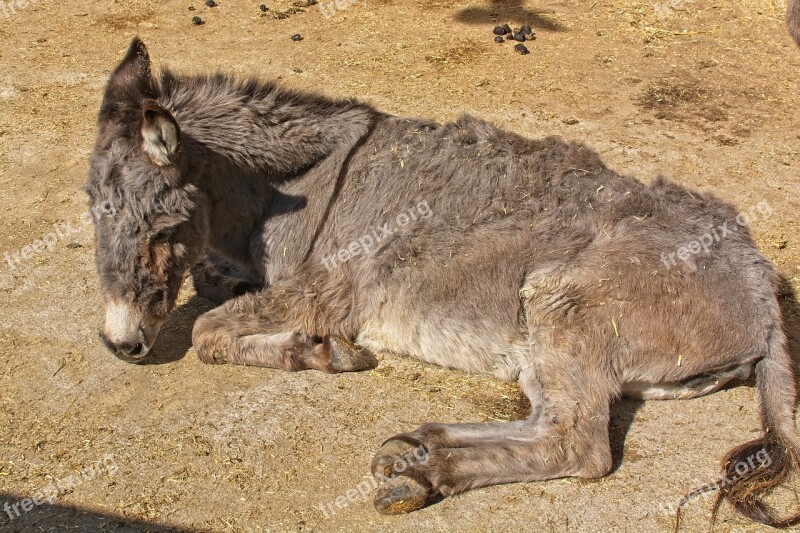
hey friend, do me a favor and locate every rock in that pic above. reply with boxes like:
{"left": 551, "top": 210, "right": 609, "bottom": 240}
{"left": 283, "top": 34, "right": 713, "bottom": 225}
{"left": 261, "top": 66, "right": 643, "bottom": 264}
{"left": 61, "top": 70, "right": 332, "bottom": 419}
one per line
{"left": 291, "top": 33, "right": 303, "bottom": 41}
{"left": 514, "top": 43, "right": 530, "bottom": 55}
{"left": 259, "top": 4, "right": 268, "bottom": 11}
{"left": 191, "top": 15, "right": 204, "bottom": 24}
{"left": 494, "top": 35, "right": 504, "bottom": 43}
{"left": 205, "top": 0, "right": 216, "bottom": 6}
{"left": 493, "top": 25, "right": 506, "bottom": 35}
{"left": 513, "top": 33, "right": 526, "bottom": 42}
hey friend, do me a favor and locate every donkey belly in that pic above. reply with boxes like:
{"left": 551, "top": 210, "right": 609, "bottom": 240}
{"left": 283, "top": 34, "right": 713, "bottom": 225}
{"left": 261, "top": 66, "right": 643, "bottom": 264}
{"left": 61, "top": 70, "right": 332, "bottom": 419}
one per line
{"left": 357, "top": 314, "right": 529, "bottom": 381}
{"left": 355, "top": 246, "right": 532, "bottom": 381}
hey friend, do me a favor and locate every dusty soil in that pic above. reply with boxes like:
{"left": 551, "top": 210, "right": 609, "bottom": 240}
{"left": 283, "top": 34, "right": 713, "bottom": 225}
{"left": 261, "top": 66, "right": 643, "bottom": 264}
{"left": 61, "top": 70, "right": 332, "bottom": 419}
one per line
{"left": 1, "top": 0, "right": 799, "bottom": 531}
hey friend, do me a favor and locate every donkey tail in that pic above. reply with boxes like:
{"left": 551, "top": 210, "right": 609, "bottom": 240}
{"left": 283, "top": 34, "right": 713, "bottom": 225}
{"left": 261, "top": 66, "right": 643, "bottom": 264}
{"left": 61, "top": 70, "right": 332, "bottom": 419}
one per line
{"left": 713, "top": 326, "right": 800, "bottom": 527}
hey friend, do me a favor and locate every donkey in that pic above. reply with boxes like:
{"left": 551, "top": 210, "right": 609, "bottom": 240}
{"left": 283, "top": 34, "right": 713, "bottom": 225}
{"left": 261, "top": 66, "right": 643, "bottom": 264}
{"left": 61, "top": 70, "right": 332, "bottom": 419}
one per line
{"left": 84, "top": 38, "right": 800, "bottom": 526}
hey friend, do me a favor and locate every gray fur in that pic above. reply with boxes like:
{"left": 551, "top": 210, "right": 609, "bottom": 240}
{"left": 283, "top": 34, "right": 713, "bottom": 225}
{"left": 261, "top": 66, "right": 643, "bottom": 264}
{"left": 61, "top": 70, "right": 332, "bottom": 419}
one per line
{"left": 84, "top": 39, "right": 800, "bottom": 526}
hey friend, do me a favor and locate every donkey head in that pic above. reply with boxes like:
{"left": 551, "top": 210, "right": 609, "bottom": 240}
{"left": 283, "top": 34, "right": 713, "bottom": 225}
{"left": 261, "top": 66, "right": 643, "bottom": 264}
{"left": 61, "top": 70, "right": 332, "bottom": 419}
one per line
{"left": 84, "top": 38, "right": 209, "bottom": 363}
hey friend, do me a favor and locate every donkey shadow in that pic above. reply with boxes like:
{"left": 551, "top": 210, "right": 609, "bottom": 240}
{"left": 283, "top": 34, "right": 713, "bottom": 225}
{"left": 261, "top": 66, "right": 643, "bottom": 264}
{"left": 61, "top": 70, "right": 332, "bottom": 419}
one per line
{"left": 143, "top": 189, "right": 309, "bottom": 365}
{"left": 453, "top": 0, "right": 568, "bottom": 32}
{"left": 143, "top": 294, "right": 215, "bottom": 365}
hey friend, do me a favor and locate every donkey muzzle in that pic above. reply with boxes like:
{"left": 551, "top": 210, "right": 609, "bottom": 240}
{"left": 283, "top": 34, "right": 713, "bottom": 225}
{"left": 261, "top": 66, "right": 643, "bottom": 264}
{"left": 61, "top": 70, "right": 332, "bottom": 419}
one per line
{"left": 100, "top": 301, "right": 161, "bottom": 363}
{"left": 99, "top": 331, "right": 150, "bottom": 363}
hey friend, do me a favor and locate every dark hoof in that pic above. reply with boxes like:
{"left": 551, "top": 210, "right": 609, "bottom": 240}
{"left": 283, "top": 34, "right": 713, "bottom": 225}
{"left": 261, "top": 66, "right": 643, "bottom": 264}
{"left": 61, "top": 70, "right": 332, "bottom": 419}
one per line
{"left": 327, "top": 335, "right": 378, "bottom": 372}
{"left": 371, "top": 438, "right": 422, "bottom": 479}
{"left": 374, "top": 475, "right": 430, "bottom": 515}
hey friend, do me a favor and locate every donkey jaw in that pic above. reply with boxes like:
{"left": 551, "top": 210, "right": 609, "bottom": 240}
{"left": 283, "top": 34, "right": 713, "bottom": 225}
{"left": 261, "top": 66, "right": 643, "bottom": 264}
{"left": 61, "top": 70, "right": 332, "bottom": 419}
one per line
{"left": 100, "top": 301, "right": 163, "bottom": 363}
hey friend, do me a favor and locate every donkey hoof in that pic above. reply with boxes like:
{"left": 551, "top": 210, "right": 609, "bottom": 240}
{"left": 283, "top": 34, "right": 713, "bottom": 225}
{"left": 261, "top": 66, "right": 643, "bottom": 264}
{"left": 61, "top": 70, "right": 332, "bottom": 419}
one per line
{"left": 326, "top": 335, "right": 378, "bottom": 372}
{"left": 374, "top": 475, "right": 430, "bottom": 515}
{"left": 371, "top": 438, "right": 422, "bottom": 479}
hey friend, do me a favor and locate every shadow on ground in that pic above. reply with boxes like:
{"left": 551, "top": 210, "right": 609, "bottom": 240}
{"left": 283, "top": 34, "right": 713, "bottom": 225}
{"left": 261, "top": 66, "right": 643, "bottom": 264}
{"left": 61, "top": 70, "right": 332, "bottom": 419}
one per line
{"left": 454, "top": 0, "right": 568, "bottom": 31}
{"left": 142, "top": 294, "right": 217, "bottom": 365}
{"left": 609, "top": 398, "right": 643, "bottom": 472}
{"left": 0, "top": 493, "right": 191, "bottom": 533}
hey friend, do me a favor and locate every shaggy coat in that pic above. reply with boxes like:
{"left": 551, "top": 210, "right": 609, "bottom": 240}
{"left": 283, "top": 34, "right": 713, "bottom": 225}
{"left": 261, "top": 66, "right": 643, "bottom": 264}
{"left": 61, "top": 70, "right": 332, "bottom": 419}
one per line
{"left": 84, "top": 38, "right": 800, "bottom": 526}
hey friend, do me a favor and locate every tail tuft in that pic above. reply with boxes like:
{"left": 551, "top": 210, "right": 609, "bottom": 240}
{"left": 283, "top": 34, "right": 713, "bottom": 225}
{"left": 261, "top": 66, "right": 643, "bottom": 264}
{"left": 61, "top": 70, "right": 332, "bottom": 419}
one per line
{"left": 713, "top": 435, "right": 800, "bottom": 527}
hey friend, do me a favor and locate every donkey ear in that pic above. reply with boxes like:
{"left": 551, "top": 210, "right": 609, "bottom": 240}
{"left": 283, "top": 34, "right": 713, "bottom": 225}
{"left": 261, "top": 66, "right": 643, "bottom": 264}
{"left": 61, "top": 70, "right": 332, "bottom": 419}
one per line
{"left": 101, "top": 38, "right": 157, "bottom": 118}
{"left": 141, "top": 100, "right": 181, "bottom": 167}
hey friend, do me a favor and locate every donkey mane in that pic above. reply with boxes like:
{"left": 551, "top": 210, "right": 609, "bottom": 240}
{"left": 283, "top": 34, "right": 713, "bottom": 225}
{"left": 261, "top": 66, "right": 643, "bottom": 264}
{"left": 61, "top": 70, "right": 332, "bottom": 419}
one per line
{"left": 156, "top": 68, "right": 378, "bottom": 176}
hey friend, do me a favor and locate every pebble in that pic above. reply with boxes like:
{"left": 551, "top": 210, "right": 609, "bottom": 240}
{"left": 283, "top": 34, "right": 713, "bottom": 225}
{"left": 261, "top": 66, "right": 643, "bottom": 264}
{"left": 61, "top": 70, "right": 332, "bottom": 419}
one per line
{"left": 494, "top": 35, "right": 504, "bottom": 43}
{"left": 493, "top": 25, "right": 506, "bottom": 35}
{"left": 513, "top": 33, "right": 526, "bottom": 42}
{"left": 519, "top": 24, "right": 533, "bottom": 36}
{"left": 205, "top": 0, "right": 216, "bottom": 6}
{"left": 259, "top": 4, "right": 268, "bottom": 11}
{"left": 191, "top": 15, "right": 204, "bottom": 24}
{"left": 514, "top": 43, "right": 530, "bottom": 55}
{"left": 501, "top": 23, "right": 512, "bottom": 35}
{"left": 188, "top": 5, "right": 195, "bottom": 10}
{"left": 291, "top": 33, "right": 303, "bottom": 41}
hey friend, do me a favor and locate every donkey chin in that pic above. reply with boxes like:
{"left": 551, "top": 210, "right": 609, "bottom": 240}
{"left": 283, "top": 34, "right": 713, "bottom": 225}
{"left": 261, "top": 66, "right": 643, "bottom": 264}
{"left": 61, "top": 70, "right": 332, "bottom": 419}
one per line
{"left": 98, "top": 301, "right": 164, "bottom": 363}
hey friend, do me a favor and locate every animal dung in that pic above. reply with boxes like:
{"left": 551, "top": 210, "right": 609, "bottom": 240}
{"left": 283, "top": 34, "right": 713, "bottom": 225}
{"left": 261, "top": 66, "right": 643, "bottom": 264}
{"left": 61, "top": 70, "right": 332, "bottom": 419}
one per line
{"left": 492, "top": 23, "right": 535, "bottom": 55}
{"left": 514, "top": 43, "right": 530, "bottom": 55}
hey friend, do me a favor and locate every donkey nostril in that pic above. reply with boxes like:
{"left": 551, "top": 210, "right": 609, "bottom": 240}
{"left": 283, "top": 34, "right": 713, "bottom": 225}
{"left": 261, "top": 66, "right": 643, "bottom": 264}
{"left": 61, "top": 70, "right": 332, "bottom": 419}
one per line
{"left": 114, "top": 341, "right": 144, "bottom": 357}
{"left": 128, "top": 343, "right": 143, "bottom": 356}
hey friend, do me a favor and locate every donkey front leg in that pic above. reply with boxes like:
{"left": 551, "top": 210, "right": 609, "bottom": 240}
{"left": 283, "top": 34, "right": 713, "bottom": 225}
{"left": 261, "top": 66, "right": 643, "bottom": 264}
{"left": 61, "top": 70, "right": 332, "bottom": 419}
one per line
{"left": 371, "top": 349, "right": 616, "bottom": 514}
{"left": 191, "top": 290, "right": 377, "bottom": 373}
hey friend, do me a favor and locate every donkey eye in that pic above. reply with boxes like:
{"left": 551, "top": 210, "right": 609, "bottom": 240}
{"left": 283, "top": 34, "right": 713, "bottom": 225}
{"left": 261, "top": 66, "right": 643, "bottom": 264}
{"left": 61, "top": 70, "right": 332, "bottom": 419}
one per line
{"left": 151, "top": 229, "right": 173, "bottom": 244}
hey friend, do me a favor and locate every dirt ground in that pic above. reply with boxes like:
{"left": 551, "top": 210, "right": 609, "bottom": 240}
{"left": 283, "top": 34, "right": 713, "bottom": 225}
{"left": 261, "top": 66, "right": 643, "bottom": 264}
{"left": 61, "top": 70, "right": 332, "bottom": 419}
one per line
{"left": 0, "top": 0, "right": 799, "bottom": 531}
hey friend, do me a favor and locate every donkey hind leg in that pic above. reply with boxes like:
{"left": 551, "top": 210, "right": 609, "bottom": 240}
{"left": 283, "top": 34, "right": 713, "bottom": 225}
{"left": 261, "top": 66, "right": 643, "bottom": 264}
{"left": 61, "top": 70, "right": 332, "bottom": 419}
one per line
{"left": 622, "top": 363, "right": 752, "bottom": 400}
{"left": 190, "top": 251, "right": 263, "bottom": 305}
{"left": 370, "top": 343, "right": 616, "bottom": 515}
{"left": 191, "top": 290, "right": 377, "bottom": 373}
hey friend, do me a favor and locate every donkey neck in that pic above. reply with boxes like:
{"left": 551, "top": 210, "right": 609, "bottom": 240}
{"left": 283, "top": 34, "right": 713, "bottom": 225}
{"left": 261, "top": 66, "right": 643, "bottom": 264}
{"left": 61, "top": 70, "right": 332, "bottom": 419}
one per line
{"left": 160, "top": 71, "right": 376, "bottom": 274}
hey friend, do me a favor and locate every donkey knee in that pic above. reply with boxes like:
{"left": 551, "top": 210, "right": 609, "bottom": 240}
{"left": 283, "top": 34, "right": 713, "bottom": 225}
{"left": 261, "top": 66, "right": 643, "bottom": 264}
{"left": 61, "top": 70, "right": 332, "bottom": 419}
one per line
{"left": 572, "top": 443, "right": 613, "bottom": 479}
{"left": 191, "top": 310, "right": 229, "bottom": 364}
